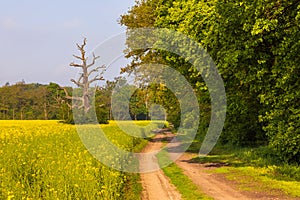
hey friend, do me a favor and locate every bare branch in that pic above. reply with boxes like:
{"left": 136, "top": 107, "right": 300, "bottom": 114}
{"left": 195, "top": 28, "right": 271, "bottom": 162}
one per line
{"left": 72, "top": 54, "right": 84, "bottom": 61}
{"left": 78, "top": 104, "right": 85, "bottom": 110}
{"left": 72, "top": 96, "right": 84, "bottom": 101}
{"left": 87, "top": 53, "right": 100, "bottom": 68}
{"left": 78, "top": 74, "right": 84, "bottom": 83}
{"left": 87, "top": 67, "right": 100, "bottom": 77}
{"left": 76, "top": 38, "right": 87, "bottom": 61}
{"left": 88, "top": 65, "right": 106, "bottom": 78}
{"left": 67, "top": 38, "right": 106, "bottom": 114}
{"left": 82, "top": 38, "right": 87, "bottom": 48}
{"left": 70, "top": 62, "right": 84, "bottom": 68}
{"left": 87, "top": 90, "right": 95, "bottom": 96}
{"left": 61, "top": 87, "right": 82, "bottom": 101}
{"left": 78, "top": 102, "right": 91, "bottom": 112}
{"left": 76, "top": 38, "right": 87, "bottom": 50}
{"left": 66, "top": 102, "right": 72, "bottom": 109}
{"left": 99, "top": 66, "right": 107, "bottom": 76}
{"left": 88, "top": 75, "right": 105, "bottom": 84}
{"left": 61, "top": 87, "right": 73, "bottom": 100}
{"left": 87, "top": 87, "right": 98, "bottom": 96}
{"left": 71, "top": 79, "right": 84, "bottom": 87}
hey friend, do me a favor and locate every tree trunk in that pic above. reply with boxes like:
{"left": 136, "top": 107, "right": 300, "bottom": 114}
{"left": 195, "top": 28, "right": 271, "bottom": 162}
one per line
{"left": 43, "top": 103, "right": 48, "bottom": 120}
{"left": 65, "top": 38, "right": 105, "bottom": 116}
{"left": 20, "top": 108, "right": 24, "bottom": 120}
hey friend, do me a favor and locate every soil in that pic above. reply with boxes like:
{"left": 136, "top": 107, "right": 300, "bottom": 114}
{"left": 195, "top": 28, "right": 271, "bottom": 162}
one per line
{"left": 175, "top": 153, "right": 248, "bottom": 200}
{"left": 175, "top": 153, "right": 300, "bottom": 200}
{"left": 139, "top": 133, "right": 299, "bottom": 200}
{"left": 139, "top": 134, "right": 181, "bottom": 200}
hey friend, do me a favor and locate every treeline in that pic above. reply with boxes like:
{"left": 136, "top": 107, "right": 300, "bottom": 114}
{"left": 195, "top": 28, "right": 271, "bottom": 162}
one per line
{"left": 0, "top": 82, "right": 111, "bottom": 122}
{"left": 120, "top": 0, "right": 300, "bottom": 163}
{"left": 0, "top": 79, "right": 176, "bottom": 124}
{"left": 0, "top": 82, "right": 70, "bottom": 120}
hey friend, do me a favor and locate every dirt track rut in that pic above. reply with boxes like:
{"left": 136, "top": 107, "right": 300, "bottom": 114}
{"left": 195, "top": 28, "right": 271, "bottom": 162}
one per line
{"left": 139, "top": 134, "right": 181, "bottom": 200}
{"left": 139, "top": 133, "right": 297, "bottom": 200}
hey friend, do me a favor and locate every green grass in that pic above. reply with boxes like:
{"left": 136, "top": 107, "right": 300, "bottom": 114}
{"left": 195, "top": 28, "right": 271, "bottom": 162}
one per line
{"left": 157, "top": 150, "right": 212, "bottom": 200}
{"left": 162, "top": 163, "right": 213, "bottom": 200}
{"left": 0, "top": 120, "right": 160, "bottom": 199}
{"left": 190, "top": 145, "right": 300, "bottom": 198}
{"left": 213, "top": 166, "right": 300, "bottom": 197}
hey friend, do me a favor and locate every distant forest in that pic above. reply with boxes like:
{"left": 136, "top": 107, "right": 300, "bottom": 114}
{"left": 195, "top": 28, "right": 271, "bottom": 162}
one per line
{"left": 0, "top": 80, "right": 118, "bottom": 122}
{"left": 0, "top": 82, "right": 80, "bottom": 121}
{"left": 0, "top": 79, "right": 178, "bottom": 124}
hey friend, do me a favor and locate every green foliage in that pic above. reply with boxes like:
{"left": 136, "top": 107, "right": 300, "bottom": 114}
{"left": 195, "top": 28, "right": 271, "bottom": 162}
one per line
{"left": 129, "top": 89, "right": 148, "bottom": 120}
{"left": 121, "top": 0, "right": 300, "bottom": 163}
{"left": 146, "top": 83, "right": 181, "bottom": 127}
{"left": 199, "top": 145, "right": 300, "bottom": 182}
{"left": 273, "top": 164, "right": 300, "bottom": 182}
{"left": 0, "top": 81, "right": 113, "bottom": 124}
{"left": 0, "top": 82, "right": 70, "bottom": 120}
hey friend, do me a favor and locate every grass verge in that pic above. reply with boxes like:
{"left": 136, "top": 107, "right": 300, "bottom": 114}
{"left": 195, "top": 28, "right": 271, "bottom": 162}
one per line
{"left": 212, "top": 166, "right": 300, "bottom": 197}
{"left": 162, "top": 163, "right": 213, "bottom": 200}
{"left": 124, "top": 138, "right": 149, "bottom": 200}
{"left": 190, "top": 145, "right": 300, "bottom": 198}
{"left": 157, "top": 150, "right": 212, "bottom": 200}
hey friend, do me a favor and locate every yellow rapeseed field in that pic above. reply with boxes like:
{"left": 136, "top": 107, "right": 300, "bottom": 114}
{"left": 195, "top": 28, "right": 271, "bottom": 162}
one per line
{"left": 0, "top": 120, "right": 159, "bottom": 199}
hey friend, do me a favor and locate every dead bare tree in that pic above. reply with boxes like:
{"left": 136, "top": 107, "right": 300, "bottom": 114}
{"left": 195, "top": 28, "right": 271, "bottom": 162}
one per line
{"left": 63, "top": 38, "right": 106, "bottom": 113}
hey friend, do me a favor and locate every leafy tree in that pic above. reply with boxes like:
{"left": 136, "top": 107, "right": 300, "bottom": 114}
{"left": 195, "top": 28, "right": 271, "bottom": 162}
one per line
{"left": 0, "top": 83, "right": 64, "bottom": 120}
{"left": 121, "top": 0, "right": 300, "bottom": 163}
{"left": 129, "top": 88, "right": 148, "bottom": 120}
{"left": 94, "top": 86, "right": 110, "bottom": 124}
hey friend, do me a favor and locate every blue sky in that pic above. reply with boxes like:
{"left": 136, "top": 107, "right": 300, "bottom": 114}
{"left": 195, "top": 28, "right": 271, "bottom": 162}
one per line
{"left": 0, "top": 0, "right": 135, "bottom": 86}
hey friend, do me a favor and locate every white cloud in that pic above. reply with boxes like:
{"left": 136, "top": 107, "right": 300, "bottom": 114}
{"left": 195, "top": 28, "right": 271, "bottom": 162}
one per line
{"left": 0, "top": 17, "right": 17, "bottom": 30}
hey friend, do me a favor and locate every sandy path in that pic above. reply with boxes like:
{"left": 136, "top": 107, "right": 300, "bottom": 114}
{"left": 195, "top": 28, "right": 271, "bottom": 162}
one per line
{"left": 139, "top": 133, "right": 297, "bottom": 200}
{"left": 175, "top": 153, "right": 299, "bottom": 200}
{"left": 139, "top": 134, "right": 181, "bottom": 200}
{"left": 175, "top": 153, "right": 249, "bottom": 200}
{"left": 139, "top": 133, "right": 247, "bottom": 200}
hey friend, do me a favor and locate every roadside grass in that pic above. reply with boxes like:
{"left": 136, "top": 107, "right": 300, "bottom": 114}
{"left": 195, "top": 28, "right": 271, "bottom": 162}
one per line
{"left": 124, "top": 170, "right": 143, "bottom": 200}
{"left": 124, "top": 121, "right": 159, "bottom": 200}
{"left": 213, "top": 166, "right": 300, "bottom": 197}
{"left": 162, "top": 163, "right": 213, "bottom": 200}
{"left": 121, "top": 120, "right": 165, "bottom": 200}
{"left": 157, "top": 150, "right": 212, "bottom": 200}
{"left": 188, "top": 143, "right": 300, "bottom": 197}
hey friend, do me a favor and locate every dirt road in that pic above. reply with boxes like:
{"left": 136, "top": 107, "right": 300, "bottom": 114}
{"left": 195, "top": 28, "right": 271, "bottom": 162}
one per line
{"left": 139, "top": 133, "right": 298, "bottom": 200}
{"left": 139, "top": 134, "right": 181, "bottom": 200}
{"left": 176, "top": 153, "right": 300, "bottom": 200}
{"left": 139, "top": 133, "right": 247, "bottom": 200}
{"left": 175, "top": 153, "right": 249, "bottom": 200}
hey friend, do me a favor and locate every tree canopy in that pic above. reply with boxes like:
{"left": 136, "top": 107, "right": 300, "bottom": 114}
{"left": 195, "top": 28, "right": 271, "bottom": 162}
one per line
{"left": 120, "top": 0, "right": 300, "bottom": 163}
